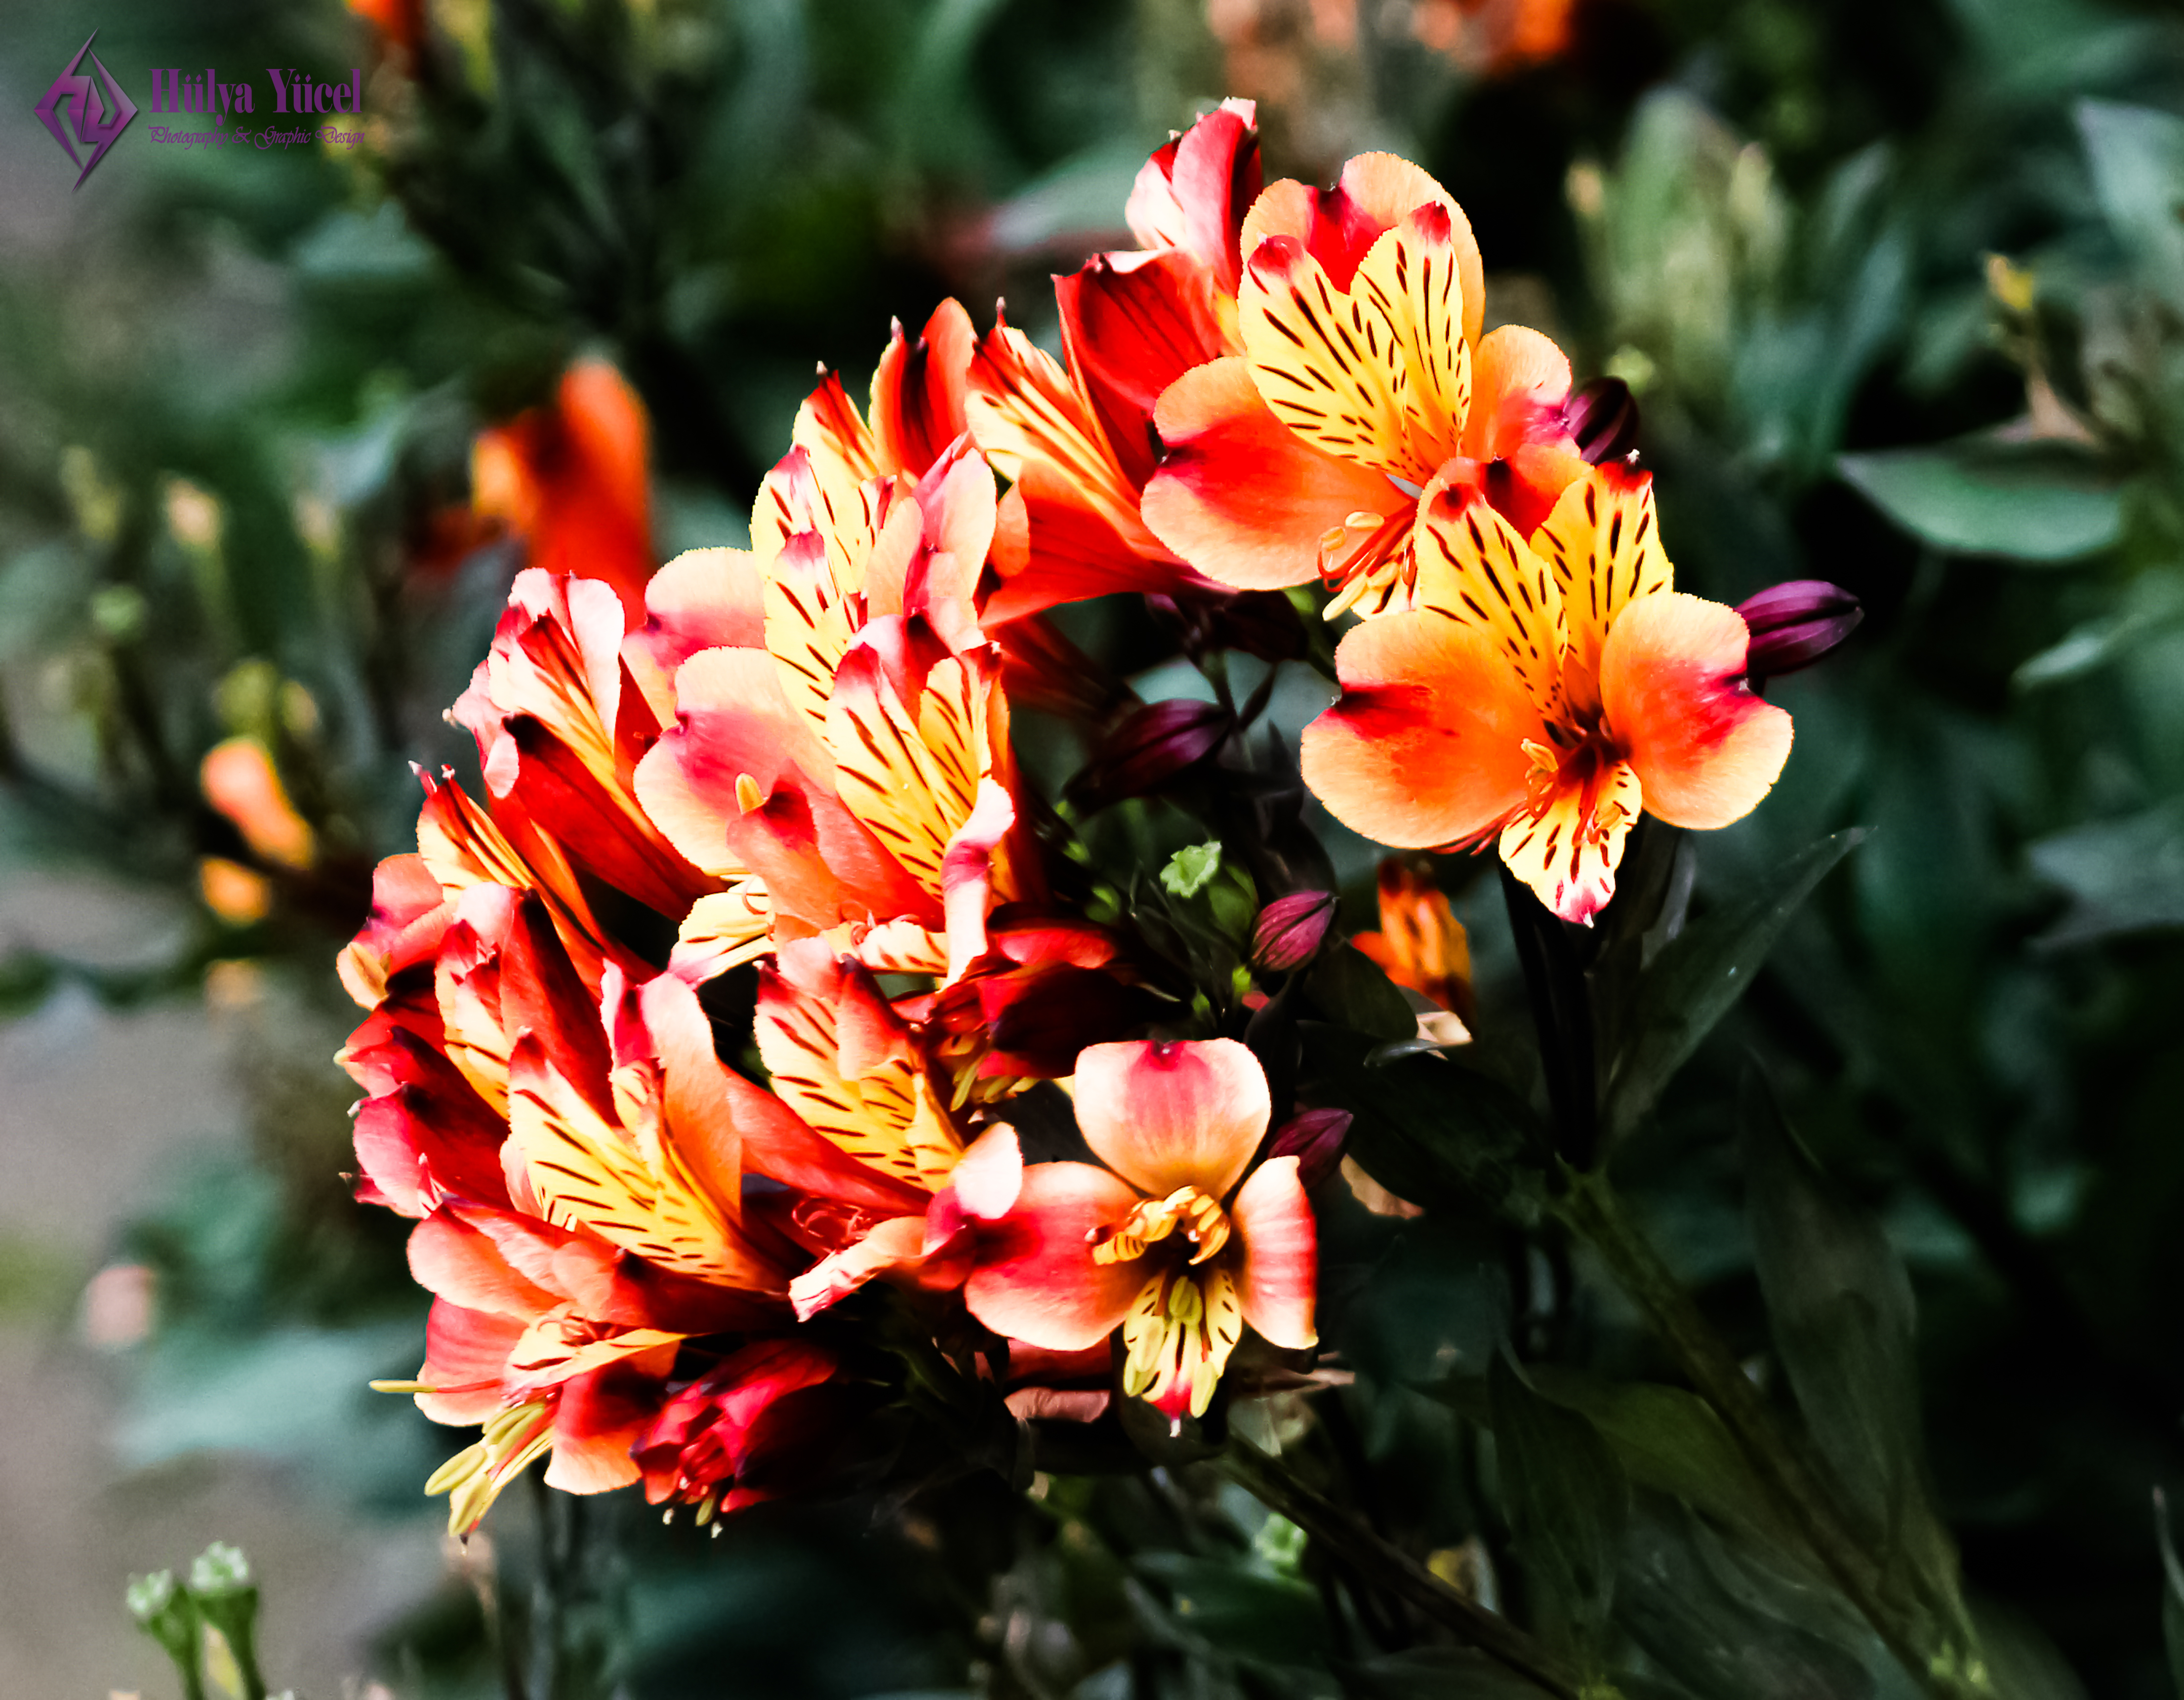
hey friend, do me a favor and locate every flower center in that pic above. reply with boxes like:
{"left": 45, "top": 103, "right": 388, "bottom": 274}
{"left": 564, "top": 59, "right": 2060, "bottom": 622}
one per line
{"left": 1090, "top": 1184, "right": 1232, "bottom": 1267}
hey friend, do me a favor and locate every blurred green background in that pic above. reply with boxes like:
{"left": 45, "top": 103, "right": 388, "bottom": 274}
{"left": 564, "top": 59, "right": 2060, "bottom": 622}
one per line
{"left": 5, "top": 0, "right": 2184, "bottom": 1694}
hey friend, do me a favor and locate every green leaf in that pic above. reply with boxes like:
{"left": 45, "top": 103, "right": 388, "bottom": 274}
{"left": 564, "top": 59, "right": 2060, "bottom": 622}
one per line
{"left": 2155, "top": 1491, "right": 2184, "bottom": 1699}
{"left": 2026, "top": 801, "right": 2184, "bottom": 945}
{"left": 1299, "top": 1025, "right": 1547, "bottom": 1216}
{"left": 2077, "top": 101, "right": 2184, "bottom": 315}
{"left": 1604, "top": 831, "right": 1864, "bottom": 1141}
{"left": 1740, "top": 1075, "right": 1965, "bottom": 1631}
{"left": 1161, "top": 839, "right": 1223, "bottom": 898}
{"left": 1490, "top": 1353, "right": 1629, "bottom": 1661}
{"left": 1837, "top": 445, "right": 2123, "bottom": 562}
{"left": 1523, "top": 1368, "right": 1809, "bottom": 1563}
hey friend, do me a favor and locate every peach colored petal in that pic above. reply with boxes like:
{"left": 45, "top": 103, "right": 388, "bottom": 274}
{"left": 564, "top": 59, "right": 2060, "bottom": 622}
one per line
{"left": 1073, "top": 1038, "right": 1270, "bottom": 1201}
{"left": 1458, "top": 324, "right": 1573, "bottom": 462}
{"left": 1143, "top": 357, "right": 1398, "bottom": 591}
{"left": 1231, "top": 1156, "right": 1317, "bottom": 1349}
{"left": 1602, "top": 592, "right": 1793, "bottom": 831}
{"left": 965, "top": 1162, "right": 1146, "bottom": 1351}
{"left": 788, "top": 1214, "right": 930, "bottom": 1320}
{"left": 626, "top": 548, "right": 766, "bottom": 721}
{"left": 1300, "top": 611, "right": 1541, "bottom": 848}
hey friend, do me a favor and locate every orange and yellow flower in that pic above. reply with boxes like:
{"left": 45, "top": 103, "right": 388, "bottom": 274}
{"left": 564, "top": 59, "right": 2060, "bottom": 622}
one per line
{"left": 1141, "top": 153, "right": 1587, "bottom": 617}
{"left": 1301, "top": 462, "right": 1793, "bottom": 923}
{"left": 966, "top": 1040, "right": 1316, "bottom": 1425}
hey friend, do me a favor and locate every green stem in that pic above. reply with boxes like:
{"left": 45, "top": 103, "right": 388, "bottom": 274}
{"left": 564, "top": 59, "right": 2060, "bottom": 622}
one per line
{"left": 1222, "top": 1435, "right": 1595, "bottom": 1700}
{"left": 1557, "top": 1170, "right": 1988, "bottom": 1700}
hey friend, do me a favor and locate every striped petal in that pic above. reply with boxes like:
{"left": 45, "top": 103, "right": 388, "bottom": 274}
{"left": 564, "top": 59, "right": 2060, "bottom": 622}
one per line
{"left": 1242, "top": 235, "right": 1417, "bottom": 481}
{"left": 1122, "top": 1267, "right": 1243, "bottom": 1421}
{"left": 1411, "top": 477, "right": 1569, "bottom": 720}
{"left": 1601, "top": 591, "right": 1794, "bottom": 831}
{"left": 1533, "top": 462, "right": 1673, "bottom": 695}
{"left": 824, "top": 643, "right": 986, "bottom": 897}
{"left": 1497, "top": 754, "right": 1642, "bottom": 925}
{"left": 1349, "top": 204, "right": 1473, "bottom": 467}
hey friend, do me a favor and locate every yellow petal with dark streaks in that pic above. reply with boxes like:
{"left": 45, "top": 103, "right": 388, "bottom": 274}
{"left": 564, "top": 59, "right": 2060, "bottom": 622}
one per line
{"left": 1348, "top": 207, "right": 1473, "bottom": 469}
{"left": 754, "top": 973, "right": 929, "bottom": 1188}
{"left": 1533, "top": 462, "right": 1674, "bottom": 691}
{"left": 824, "top": 649, "right": 983, "bottom": 897}
{"left": 1497, "top": 757, "right": 1641, "bottom": 927}
{"left": 1242, "top": 239, "right": 1418, "bottom": 483}
{"left": 1412, "top": 479, "right": 1569, "bottom": 720}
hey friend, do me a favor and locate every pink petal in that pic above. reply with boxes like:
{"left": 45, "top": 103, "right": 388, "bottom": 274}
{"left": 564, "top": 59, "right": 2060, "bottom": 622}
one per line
{"left": 965, "top": 1162, "right": 1145, "bottom": 1351}
{"left": 1231, "top": 1157, "right": 1318, "bottom": 1350}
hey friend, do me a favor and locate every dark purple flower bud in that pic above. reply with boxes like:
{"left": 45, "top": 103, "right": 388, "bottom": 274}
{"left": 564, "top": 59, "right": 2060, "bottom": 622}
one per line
{"left": 1266, "top": 1108, "right": 1351, "bottom": 1189}
{"left": 1250, "top": 890, "right": 1337, "bottom": 973}
{"left": 1069, "top": 697, "right": 1233, "bottom": 811}
{"left": 1563, "top": 377, "right": 1640, "bottom": 464}
{"left": 1737, "top": 580, "right": 1863, "bottom": 682}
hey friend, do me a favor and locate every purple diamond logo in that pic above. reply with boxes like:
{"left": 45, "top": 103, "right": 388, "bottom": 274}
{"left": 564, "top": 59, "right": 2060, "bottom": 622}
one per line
{"left": 35, "top": 32, "right": 137, "bottom": 190}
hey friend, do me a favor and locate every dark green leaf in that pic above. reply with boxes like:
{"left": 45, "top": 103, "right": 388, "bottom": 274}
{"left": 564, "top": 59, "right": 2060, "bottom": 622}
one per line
{"left": 1490, "top": 1353, "right": 1629, "bottom": 1660}
{"left": 1837, "top": 445, "right": 2123, "bottom": 562}
{"left": 1619, "top": 1498, "right": 1877, "bottom": 1700}
{"left": 1131, "top": 1554, "right": 1331, "bottom": 1666}
{"left": 1303, "top": 942, "right": 1417, "bottom": 1043}
{"left": 2027, "top": 802, "right": 2184, "bottom": 945}
{"left": 1740, "top": 1075, "right": 1964, "bottom": 1625}
{"left": 1299, "top": 1025, "right": 1547, "bottom": 1216}
{"left": 1524, "top": 1367, "right": 1809, "bottom": 1562}
{"left": 1342, "top": 1647, "right": 1556, "bottom": 1698}
{"left": 1604, "top": 831, "right": 1863, "bottom": 1140}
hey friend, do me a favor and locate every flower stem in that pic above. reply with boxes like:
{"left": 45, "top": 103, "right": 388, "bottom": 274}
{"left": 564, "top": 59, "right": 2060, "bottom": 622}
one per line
{"left": 1221, "top": 1434, "right": 1595, "bottom": 1700}
{"left": 1556, "top": 1170, "right": 1989, "bottom": 1700}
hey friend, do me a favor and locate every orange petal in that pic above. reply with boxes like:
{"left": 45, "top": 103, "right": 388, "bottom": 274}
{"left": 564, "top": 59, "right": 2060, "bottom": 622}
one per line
{"left": 1411, "top": 478, "right": 1569, "bottom": 720}
{"left": 1497, "top": 755, "right": 1641, "bottom": 925}
{"left": 415, "top": 1300, "right": 528, "bottom": 1425}
{"left": 1072, "top": 1038, "right": 1269, "bottom": 1201}
{"left": 871, "top": 299, "right": 974, "bottom": 478}
{"left": 1458, "top": 324, "right": 1573, "bottom": 463}
{"left": 1300, "top": 610, "right": 1541, "bottom": 848}
{"left": 1142, "top": 357, "right": 1397, "bottom": 591}
{"left": 1533, "top": 462, "right": 1672, "bottom": 690}
{"left": 1058, "top": 250, "right": 1229, "bottom": 487}
{"left": 964, "top": 1161, "right": 1147, "bottom": 1351}
{"left": 1231, "top": 1156, "right": 1317, "bottom": 1349}
{"left": 1601, "top": 592, "right": 1793, "bottom": 830}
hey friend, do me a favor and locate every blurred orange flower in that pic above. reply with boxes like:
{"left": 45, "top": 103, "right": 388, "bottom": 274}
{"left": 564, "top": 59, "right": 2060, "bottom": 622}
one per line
{"left": 1353, "top": 859, "right": 1473, "bottom": 1022}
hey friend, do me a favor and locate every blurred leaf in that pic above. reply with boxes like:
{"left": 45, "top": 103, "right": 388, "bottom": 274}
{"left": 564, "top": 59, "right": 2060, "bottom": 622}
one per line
{"left": 1740, "top": 1075, "right": 1963, "bottom": 1628}
{"left": 1343, "top": 1646, "right": 1555, "bottom": 1697}
{"left": 1303, "top": 942, "right": 1417, "bottom": 1044}
{"left": 1489, "top": 1353, "right": 1628, "bottom": 1660}
{"left": 1300, "top": 1025, "right": 1546, "bottom": 1216}
{"left": 1524, "top": 1367, "right": 1808, "bottom": 1562}
{"left": 1837, "top": 444, "right": 2123, "bottom": 562}
{"left": 1604, "top": 831, "right": 1864, "bottom": 1140}
{"left": 2155, "top": 1492, "right": 2184, "bottom": 1700}
{"left": 1132, "top": 1553, "right": 1331, "bottom": 1666}
{"left": 2014, "top": 574, "right": 2184, "bottom": 689}
{"left": 2077, "top": 102, "right": 2184, "bottom": 314}
{"left": 2027, "top": 802, "right": 2184, "bottom": 944}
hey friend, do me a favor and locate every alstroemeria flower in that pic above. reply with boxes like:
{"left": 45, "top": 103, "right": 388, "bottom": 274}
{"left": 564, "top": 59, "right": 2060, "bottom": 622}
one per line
{"left": 1353, "top": 859, "right": 1473, "bottom": 1025}
{"left": 965, "top": 1040, "right": 1317, "bottom": 1426}
{"left": 634, "top": 440, "right": 1045, "bottom": 984}
{"left": 633, "top": 1339, "right": 868, "bottom": 1518}
{"left": 1141, "top": 153, "right": 1587, "bottom": 617}
{"left": 1301, "top": 463, "right": 1794, "bottom": 923}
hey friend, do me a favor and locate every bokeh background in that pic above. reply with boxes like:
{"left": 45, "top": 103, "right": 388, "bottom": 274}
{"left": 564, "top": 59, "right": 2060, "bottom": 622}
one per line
{"left": 4, "top": 0, "right": 2184, "bottom": 1694}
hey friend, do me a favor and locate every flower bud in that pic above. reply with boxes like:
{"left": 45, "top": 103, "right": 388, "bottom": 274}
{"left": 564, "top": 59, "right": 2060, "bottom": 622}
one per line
{"left": 1737, "top": 580, "right": 1863, "bottom": 682}
{"left": 1251, "top": 890, "right": 1337, "bottom": 973}
{"left": 1266, "top": 1108, "right": 1351, "bottom": 1190}
{"left": 1070, "top": 698, "right": 1232, "bottom": 811}
{"left": 1563, "top": 377, "right": 1640, "bottom": 464}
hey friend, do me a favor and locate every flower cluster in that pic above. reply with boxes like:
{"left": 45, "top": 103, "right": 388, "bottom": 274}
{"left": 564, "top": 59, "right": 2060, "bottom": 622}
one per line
{"left": 344, "top": 101, "right": 1838, "bottom": 1532}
